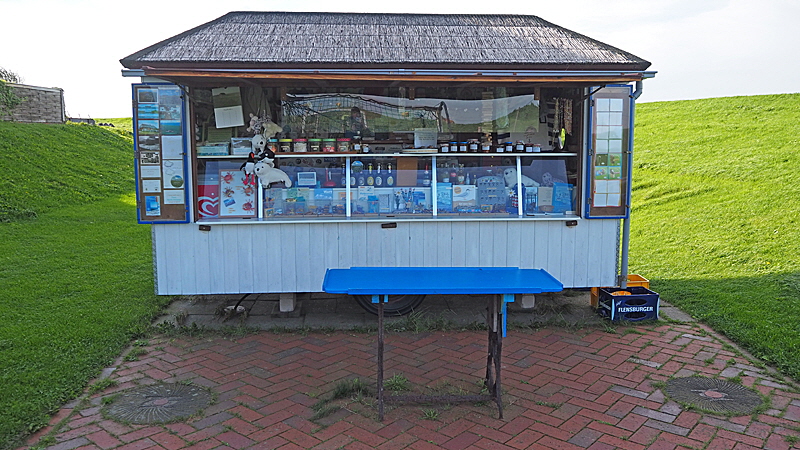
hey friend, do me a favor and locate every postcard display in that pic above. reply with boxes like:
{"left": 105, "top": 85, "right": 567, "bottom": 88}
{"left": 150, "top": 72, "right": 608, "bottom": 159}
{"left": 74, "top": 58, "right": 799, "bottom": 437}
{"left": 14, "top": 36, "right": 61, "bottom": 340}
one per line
{"left": 586, "top": 85, "right": 633, "bottom": 219}
{"left": 133, "top": 84, "right": 190, "bottom": 223}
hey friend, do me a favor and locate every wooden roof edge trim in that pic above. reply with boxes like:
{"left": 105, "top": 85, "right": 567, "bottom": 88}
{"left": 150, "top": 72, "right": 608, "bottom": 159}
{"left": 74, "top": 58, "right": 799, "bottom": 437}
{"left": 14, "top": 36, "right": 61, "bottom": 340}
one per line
{"left": 140, "top": 68, "right": 647, "bottom": 83}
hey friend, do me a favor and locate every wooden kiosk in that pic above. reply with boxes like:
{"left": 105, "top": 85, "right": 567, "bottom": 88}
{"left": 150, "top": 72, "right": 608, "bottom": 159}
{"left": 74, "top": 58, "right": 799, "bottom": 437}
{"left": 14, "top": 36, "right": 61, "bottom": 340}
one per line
{"left": 120, "top": 12, "right": 654, "bottom": 315}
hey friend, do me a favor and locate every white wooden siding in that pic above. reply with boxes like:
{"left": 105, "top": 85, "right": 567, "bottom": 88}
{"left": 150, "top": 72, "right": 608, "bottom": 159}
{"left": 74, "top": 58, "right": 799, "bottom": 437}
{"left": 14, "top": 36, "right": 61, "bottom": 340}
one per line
{"left": 152, "top": 219, "right": 620, "bottom": 295}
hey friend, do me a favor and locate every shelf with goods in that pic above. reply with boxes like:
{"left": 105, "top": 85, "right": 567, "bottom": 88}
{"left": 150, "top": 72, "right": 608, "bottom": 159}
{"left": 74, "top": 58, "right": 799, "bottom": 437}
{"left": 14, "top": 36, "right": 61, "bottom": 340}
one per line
{"left": 198, "top": 152, "right": 579, "bottom": 222}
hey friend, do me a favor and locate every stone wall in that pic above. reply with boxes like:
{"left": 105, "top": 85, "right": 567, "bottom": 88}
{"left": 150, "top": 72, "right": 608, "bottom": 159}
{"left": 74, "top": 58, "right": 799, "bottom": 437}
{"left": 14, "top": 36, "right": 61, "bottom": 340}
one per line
{"left": 1, "top": 83, "right": 66, "bottom": 123}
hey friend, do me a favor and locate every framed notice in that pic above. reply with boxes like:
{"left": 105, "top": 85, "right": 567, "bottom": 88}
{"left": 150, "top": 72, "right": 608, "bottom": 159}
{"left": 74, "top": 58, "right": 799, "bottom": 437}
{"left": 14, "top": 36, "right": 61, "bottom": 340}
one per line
{"left": 132, "top": 83, "right": 189, "bottom": 224}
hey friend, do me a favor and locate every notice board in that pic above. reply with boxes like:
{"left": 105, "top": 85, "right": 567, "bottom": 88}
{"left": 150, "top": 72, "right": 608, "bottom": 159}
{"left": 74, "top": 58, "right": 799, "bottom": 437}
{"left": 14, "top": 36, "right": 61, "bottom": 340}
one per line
{"left": 132, "top": 83, "right": 190, "bottom": 223}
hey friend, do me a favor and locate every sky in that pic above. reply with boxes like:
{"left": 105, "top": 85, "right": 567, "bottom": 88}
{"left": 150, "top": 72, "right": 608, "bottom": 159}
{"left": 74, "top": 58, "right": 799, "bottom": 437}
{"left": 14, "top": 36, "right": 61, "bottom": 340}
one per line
{"left": 2, "top": 0, "right": 798, "bottom": 118}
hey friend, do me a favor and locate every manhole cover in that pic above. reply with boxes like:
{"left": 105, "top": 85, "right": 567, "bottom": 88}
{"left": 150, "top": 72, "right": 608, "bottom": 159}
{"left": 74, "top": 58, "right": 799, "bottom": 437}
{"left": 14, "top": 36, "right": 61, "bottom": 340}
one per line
{"left": 104, "top": 383, "right": 212, "bottom": 424}
{"left": 664, "top": 377, "right": 763, "bottom": 415}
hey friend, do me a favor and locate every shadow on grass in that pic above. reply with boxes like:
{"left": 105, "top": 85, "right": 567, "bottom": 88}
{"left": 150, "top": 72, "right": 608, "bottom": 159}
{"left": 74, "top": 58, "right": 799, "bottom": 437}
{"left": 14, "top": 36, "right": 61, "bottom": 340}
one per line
{"left": 647, "top": 273, "right": 800, "bottom": 381}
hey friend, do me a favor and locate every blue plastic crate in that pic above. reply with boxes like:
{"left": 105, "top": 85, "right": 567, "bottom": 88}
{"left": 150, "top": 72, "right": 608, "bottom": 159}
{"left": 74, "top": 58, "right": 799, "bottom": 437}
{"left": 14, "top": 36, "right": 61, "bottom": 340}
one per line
{"left": 598, "top": 286, "right": 659, "bottom": 322}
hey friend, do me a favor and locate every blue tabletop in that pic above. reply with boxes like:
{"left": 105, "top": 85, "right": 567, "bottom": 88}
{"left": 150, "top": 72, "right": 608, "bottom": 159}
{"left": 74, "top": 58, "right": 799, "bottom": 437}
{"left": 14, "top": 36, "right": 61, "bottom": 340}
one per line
{"left": 322, "top": 267, "right": 562, "bottom": 295}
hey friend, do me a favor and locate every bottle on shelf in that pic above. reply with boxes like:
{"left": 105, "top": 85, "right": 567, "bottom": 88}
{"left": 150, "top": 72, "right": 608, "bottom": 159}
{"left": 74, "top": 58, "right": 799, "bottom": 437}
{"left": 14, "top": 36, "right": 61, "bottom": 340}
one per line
{"left": 457, "top": 164, "right": 465, "bottom": 185}
{"left": 449, "top": 165, "right": 457, "bottom": 184}
{"left": 366, "top": 163, "right": 375, "bottom": 186}
{"left": 340, "top": 162, "right": 348, "bottom": 187}
{"left": 386, "top": 164, "right": 395, "bottom": 187}
{"left": 375, "top": 164, "right": 384, "bottom": 187}
{"left": 422, "top": 164, "right": 431, "bottom": 187}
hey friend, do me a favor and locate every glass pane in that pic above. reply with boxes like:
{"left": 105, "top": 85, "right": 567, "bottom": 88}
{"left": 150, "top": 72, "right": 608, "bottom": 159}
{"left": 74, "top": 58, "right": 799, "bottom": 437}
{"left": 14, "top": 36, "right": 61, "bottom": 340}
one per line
{"left": 435, "top": 155, "right": 517, "bottom": 216}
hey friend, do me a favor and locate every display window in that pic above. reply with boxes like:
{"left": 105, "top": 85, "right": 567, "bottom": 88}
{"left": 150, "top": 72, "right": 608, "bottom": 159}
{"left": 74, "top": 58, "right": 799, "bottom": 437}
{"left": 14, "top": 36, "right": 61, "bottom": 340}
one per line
{"left": 187, "top": 83, "right": 586, "bottom": 222}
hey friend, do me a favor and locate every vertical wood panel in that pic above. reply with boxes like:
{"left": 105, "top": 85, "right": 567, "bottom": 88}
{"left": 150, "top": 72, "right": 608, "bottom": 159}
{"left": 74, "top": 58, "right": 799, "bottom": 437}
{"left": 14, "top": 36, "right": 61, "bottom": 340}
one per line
{"left": 238, "top": 226, "right": 256, "bottom": 293}
{"left": 532, "top": 221, "right": 550, "bottom": 271}
{"left": 323, "top": 223, "right": 341, "bottom": 270}
{"left": 506, "top": 221, "right": 522, "bottom": 268}
{"left": 192, "top": 228, "right": 211, "bottom": 294}
{"left": 207, "top": 225, "right": 226, "bottom": 293}
{"left": 350, "top": 222, "right": 367, "bottom": 266}
{"left": 491, "top": 222, "right": 509, "bottom": 266}
{"left": 295, "top": 224, "right": 313, "bottom": 291}
{"left": 449, "top": 222, "right": 466, "bottom": 267}
{"left": 337, "top": 223, "right": 354, "bottom": 268}
{"left": 464, "top": 222, "right": 481, "bottom": 266}
{"left": 566, "top": 224, "right": 587, "bottom": 288}
{"left": 365, "top": 223, "right": 382, "bottom": 267}
{"left": 280, "top": 224, "right": 297, "bottom": 290}
{"left": 408, "top": 223, "right": 424, "bottom": 266}
{"left": 422, "top": 221, "right": 438, "bottom": 266}
{"left": 394, "top": 222, "right": 411, "bottom": 267}
{"left": 546, "top": 221, "right": 564, "bottom": 281}
{"left": 559, "top": 224, "right": 577, "bottom": 287}
{"left": 250, "top": 224, "right": 269, "bottom": 292}
{"left": 518, "top": 221, "right": 535, "bottom": 269}
{"left": 478, "top": 222, "right": 494, "bottom": 267}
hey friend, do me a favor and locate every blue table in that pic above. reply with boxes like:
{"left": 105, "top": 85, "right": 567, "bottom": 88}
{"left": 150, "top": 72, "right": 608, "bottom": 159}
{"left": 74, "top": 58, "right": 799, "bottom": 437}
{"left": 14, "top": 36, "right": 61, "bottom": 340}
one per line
{"left": 323, "top": 267, "right": 563, "bottom": 420}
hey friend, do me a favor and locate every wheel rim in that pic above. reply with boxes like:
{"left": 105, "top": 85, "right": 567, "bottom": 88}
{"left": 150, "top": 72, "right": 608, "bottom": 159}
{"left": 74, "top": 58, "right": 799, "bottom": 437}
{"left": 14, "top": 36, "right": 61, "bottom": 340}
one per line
{"left": 354, "top": 294, "right": 426, "bottom": 316}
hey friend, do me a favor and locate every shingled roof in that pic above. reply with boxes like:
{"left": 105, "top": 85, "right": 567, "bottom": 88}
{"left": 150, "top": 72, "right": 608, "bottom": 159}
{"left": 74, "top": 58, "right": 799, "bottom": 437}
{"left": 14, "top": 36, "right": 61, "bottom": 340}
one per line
{"left": 120, "top": 12, "right": 651, "bottom": 71}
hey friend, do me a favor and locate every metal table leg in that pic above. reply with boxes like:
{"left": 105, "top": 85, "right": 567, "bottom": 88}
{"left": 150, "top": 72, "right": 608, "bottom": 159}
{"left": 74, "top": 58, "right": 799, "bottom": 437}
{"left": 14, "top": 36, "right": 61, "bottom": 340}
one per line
{"left": 376, "top": 294, "right": 385, "bottom": 421}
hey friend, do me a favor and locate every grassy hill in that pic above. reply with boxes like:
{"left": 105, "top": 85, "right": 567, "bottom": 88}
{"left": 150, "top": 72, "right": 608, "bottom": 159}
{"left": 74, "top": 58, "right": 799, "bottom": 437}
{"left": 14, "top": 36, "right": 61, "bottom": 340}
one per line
{"left": 630, "top": 93, "right": 800, "bottom": 378}
{"left": 0, "top": 121, "right": 168, "bottom": 449}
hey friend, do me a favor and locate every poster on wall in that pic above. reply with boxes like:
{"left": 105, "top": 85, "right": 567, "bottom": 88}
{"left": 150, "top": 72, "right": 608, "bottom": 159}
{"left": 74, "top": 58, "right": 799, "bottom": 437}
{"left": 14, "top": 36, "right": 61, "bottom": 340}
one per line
{"left": 132, "top": 83, "right": 189, "bottom": 224}
{"left": 218, "top": 170, "right": 257, "bottom": 218}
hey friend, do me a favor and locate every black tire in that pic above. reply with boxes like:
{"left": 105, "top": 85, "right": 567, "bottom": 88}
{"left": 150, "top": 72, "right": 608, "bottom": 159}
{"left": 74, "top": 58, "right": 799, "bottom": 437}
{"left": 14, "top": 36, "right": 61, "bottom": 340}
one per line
{"left": 353, "top": 294, "right": 426, "bottom": 316}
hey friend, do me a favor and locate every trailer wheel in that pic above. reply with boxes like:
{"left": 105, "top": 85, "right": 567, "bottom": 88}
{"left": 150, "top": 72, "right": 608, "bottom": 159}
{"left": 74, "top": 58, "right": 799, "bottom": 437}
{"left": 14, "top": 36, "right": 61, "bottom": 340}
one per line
{"left": 353, "top": 294, "right": 426, "bottom": 316}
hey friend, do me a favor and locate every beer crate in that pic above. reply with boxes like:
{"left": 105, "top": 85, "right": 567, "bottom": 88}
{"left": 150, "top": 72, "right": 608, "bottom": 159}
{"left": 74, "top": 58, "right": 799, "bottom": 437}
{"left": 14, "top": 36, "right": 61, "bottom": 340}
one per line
{"left": 597, "top": 286, "right": 659, "bottom": 322}
{"left": 591, "top": 274, "right": 649, "bottom": 308}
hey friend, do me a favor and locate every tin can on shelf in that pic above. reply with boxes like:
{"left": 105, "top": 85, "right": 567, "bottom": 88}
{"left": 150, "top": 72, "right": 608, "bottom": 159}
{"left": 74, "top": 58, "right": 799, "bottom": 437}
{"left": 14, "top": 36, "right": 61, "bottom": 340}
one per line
{"left": 309, "top": 138, "right": 322, "bottom": 152}
{"left": 322, "top": 138, "right": 336, "bottom": 153}
{"left": 293, "top": 138, "right": 308, "bottom": 152}
{"left": 337, "top": 138, "right": 351, "bottom": 152}
{"left": 279, "top": 138, "right": 292, "bottom": 152}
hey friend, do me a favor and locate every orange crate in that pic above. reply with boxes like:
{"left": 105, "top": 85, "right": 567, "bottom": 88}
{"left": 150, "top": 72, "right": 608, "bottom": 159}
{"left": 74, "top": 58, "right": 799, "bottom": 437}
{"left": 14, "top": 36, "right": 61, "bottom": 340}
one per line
{"left": 590, "top": 274, "right": 650, "bottom": 308}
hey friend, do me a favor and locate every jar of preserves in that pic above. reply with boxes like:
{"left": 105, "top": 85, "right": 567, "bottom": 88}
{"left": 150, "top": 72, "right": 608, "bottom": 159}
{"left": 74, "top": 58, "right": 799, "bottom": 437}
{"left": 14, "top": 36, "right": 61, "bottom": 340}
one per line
{"left": 279, "top": 138, "right": 292, "bottom": 152}
{"left": 322, "top": 138, "right": 336, "bottom": 153}
{"left": 309, "top": 138, "right": 322, "bottom": 152}
{"left": 267, "top": 139, "right": 279, "bottom": 153}
{"left": 337, "top": 138, "right": 351, "bottom": 152}
{"left": 293, "top": 138, "right": 308, "bottom": 153}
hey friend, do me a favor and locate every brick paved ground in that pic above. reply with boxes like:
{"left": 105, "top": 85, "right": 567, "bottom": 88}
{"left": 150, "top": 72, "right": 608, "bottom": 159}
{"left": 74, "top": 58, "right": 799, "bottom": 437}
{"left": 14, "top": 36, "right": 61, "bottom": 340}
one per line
{"left": 21, "top": 321, "right": 800, "bottom": 450}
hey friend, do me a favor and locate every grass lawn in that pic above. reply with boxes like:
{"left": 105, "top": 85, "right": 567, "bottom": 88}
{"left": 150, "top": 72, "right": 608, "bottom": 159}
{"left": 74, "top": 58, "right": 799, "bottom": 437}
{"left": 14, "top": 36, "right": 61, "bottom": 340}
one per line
{"left": 0, "top": 122, "right": 168, "bottom": 449}
{"left": 630, "top": 93, "right": 800, "bottom": 379}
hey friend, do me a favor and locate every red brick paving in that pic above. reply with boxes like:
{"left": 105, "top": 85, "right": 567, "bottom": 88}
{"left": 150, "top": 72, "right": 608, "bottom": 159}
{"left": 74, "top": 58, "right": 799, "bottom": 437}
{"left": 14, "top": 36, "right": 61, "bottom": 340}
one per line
{"left": 19, "top": 323, "right": 800, "bottom": 450}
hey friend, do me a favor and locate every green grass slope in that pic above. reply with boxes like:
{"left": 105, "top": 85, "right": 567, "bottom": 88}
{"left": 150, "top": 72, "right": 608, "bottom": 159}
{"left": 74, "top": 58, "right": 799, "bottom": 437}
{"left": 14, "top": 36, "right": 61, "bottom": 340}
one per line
{"left": 630, "top": 93, "right": 800, "bottom": 378}
{"left": 0, "top": 122, "right": 168, "bottom": 449}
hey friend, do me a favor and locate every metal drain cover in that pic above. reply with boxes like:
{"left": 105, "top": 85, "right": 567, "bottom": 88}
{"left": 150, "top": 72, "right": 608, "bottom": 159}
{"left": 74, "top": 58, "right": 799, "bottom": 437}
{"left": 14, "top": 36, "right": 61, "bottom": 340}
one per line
{"left": 664, "top": 377, "right": 763, "bottom": 415}
{"left": 104, "top": 383, "right": 212, "bottom": 424}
